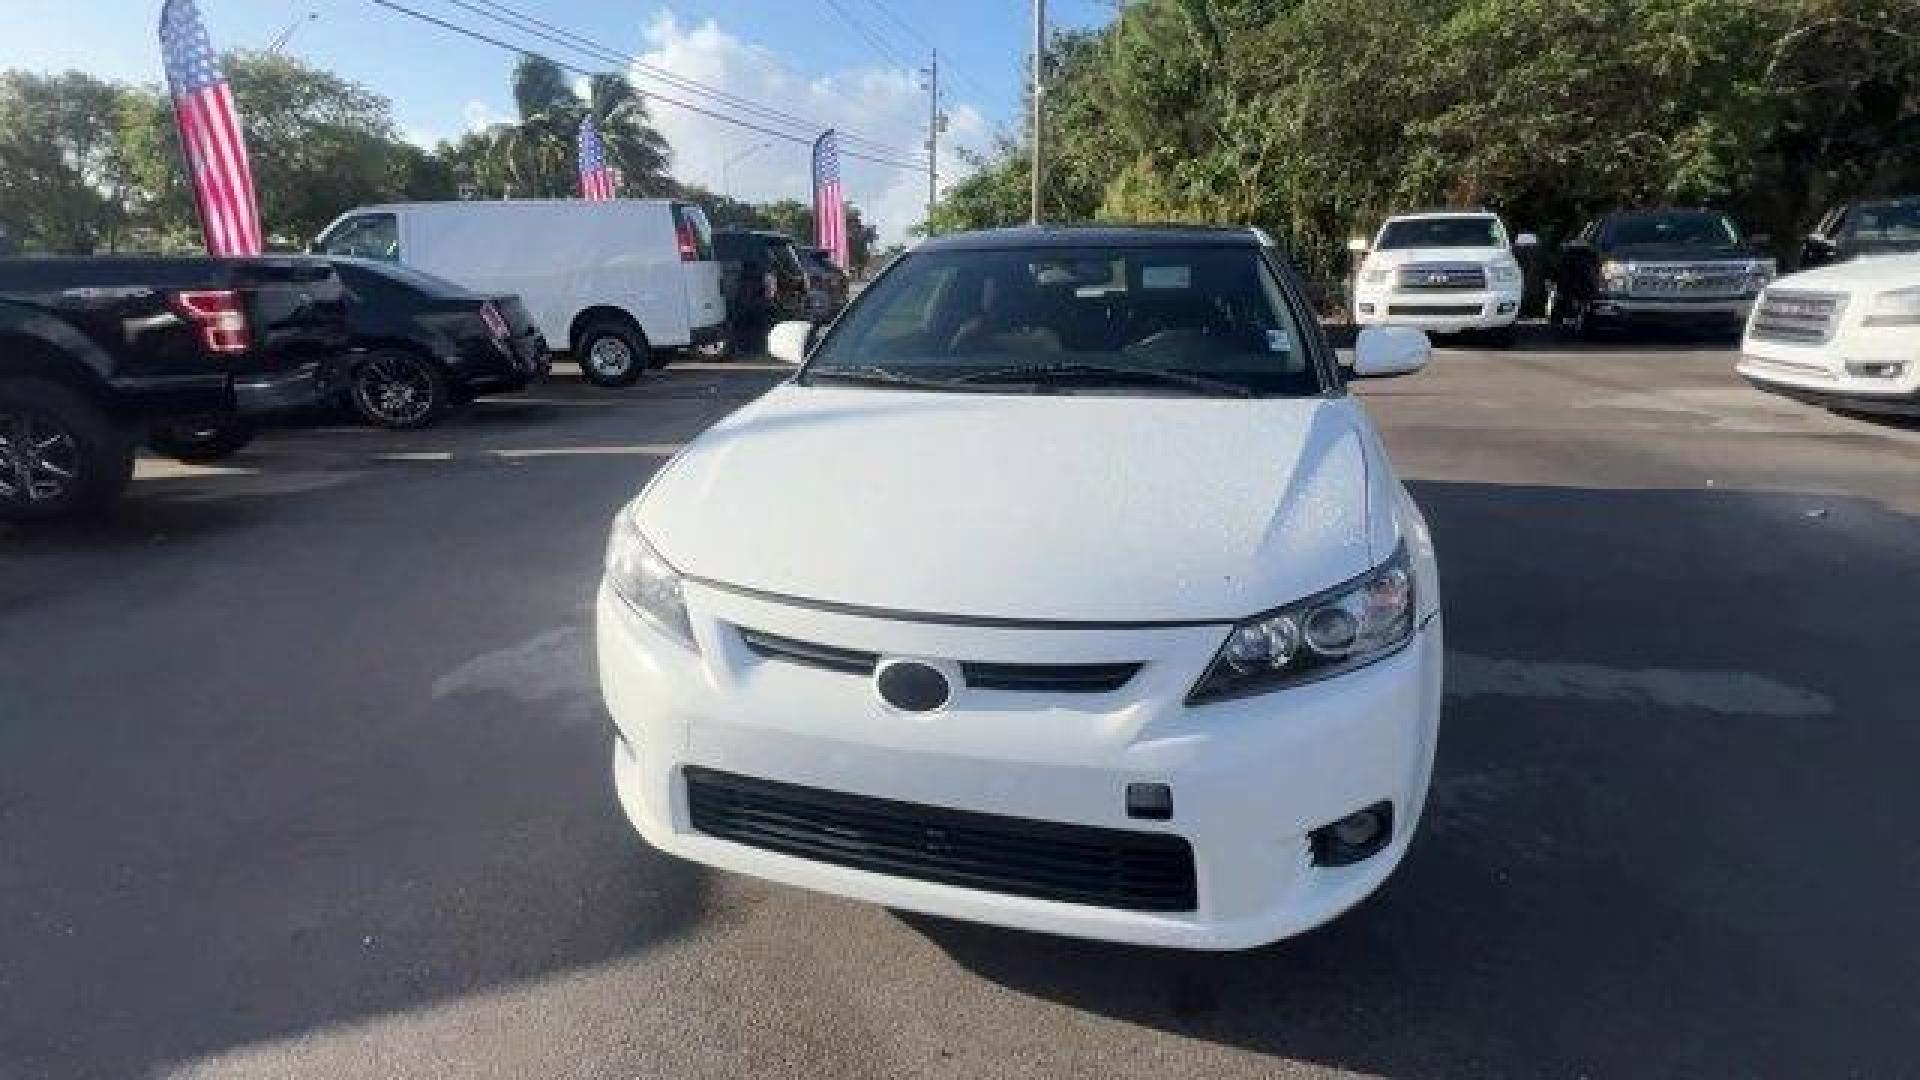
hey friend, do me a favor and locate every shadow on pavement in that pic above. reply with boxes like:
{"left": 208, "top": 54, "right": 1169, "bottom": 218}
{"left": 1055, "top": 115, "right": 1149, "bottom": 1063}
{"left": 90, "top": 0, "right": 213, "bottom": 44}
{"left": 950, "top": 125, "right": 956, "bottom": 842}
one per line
{"left": 907, "top": 480, "right": 1920, "bottom": 1078}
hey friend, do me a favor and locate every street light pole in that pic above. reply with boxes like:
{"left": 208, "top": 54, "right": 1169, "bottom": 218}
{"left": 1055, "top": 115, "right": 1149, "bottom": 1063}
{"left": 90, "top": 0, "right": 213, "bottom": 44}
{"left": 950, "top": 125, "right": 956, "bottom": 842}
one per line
{"left": 722, "top": 141, "right": 770, "bottom": 201}
{"left": 1029, "top": 0, "right": 1045, "bottom": 225}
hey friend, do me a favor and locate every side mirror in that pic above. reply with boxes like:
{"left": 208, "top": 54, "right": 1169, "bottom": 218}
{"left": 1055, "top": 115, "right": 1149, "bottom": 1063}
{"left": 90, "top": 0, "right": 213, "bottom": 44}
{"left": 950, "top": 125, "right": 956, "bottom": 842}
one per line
{"left": 1351, "top": 326, "right": 1431, "bottom": 379}
{"left": 766, "top": 320, "right": 814, "bottom": 365}
{"left": 1346, "top": 236, "right": 1370, "bottom": 254}
{"left": 1514, "top": 232, "right": 1539, "bottom": 247}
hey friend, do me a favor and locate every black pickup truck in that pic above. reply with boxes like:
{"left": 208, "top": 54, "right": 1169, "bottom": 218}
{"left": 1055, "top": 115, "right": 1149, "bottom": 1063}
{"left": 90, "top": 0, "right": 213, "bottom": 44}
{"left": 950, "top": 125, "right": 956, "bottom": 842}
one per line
{"left": 0, "top": 257, "right": 348, "bottom": 521}
{"left": 1545, "top": 208, "right": 1776, "bottom": 337}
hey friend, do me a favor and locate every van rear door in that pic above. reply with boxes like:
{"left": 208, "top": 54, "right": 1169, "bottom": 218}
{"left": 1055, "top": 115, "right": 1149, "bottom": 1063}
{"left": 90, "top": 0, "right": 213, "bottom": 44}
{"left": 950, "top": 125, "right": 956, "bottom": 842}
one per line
{"left": 672, "top": 202, "right": 725, "bottom": 334}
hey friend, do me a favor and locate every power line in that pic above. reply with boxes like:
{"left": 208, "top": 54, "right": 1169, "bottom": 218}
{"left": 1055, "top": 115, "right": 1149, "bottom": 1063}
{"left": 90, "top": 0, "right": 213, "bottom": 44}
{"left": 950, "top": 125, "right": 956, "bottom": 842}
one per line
{"left": 365, "top": 0, "right": 930, "bottom": 171}
{"left": 447, "top": 0, "right": 921, "bottom": 161}
{"left": 818, "top": 0, "right": 915, "bottom": 70}
{"left": 852, "top": 0, "right": 1017, "bottom": 117}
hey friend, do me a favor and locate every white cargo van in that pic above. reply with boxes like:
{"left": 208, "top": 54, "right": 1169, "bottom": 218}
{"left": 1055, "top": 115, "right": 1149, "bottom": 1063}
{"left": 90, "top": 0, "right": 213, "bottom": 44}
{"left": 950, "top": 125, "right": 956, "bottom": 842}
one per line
{"left": 313, "top": 200, "right": 726, "bottom": 386}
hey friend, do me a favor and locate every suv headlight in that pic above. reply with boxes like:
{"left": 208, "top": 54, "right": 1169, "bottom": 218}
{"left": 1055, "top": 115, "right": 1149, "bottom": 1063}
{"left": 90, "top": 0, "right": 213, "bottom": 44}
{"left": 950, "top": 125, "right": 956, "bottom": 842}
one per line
{"left": 1361, "top": 263, "right": 1392, "bottom": 285}
{"left": 1600, "top": 260, "right": 1630, "bottom": 292}
{"left": 606, "top": 510, "right": 695, "bottom": 648}
{"left": 1489, "top": 261, "right": 1522, "bottom": 284}
{"left": 1864, "top": 286, "right": 1920, "bottom": 327}
{"left": 1188, "top": 546, "right": 1416, "bottom": 705}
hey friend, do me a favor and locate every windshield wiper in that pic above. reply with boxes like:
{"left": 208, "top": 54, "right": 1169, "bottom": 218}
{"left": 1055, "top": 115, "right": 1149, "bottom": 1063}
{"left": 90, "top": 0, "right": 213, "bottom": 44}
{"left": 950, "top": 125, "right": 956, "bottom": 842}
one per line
{"left": 952, "top": 362, "right": 1255, "bottom": 397}
{"left": 803, "top": 365, "right": 961, "bottom": 391}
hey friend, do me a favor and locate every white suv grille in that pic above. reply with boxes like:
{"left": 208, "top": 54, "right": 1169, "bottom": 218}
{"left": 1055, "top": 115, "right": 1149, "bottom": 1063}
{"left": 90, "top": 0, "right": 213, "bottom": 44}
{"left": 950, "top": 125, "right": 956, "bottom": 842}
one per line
{"left": 1749, "top": 289, "right": 1846, "bottom": 344}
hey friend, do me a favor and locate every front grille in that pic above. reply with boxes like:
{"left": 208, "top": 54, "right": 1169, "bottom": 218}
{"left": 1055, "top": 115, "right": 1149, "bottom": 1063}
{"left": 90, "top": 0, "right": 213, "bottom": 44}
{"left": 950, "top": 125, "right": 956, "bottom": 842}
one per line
{"left": 738, "top": 627, "right": 1140, "bottom": 694}
{"left": 1387, "top": 303, "right": 1483, "bottom": 316}
{"left": 1397, "top": 263, "right": 1486, "bottom": 291}
{"left": 1749, "top": 289, "right": 1846, "bottom": 344}
{"left": 685, "top": 767, "right": 1199, "bottom": 912}
{"left": 1627, "top": 263, "right": 1750, "bottom": 297}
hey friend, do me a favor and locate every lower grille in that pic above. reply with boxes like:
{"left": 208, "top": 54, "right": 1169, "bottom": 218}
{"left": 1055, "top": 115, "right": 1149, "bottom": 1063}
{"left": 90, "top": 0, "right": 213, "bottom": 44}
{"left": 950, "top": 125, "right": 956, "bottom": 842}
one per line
{"left": 1388, "top": 303, "right": 1482, "bottom": 316}
{"left": 738, "top": 626, "right": 1140, "bottom": 694}
{"left": 685, "top": 767, "right": 1198, "bottom": 912}
{"left": 1749, "top": 289, "right": 1845, "bottom": 344}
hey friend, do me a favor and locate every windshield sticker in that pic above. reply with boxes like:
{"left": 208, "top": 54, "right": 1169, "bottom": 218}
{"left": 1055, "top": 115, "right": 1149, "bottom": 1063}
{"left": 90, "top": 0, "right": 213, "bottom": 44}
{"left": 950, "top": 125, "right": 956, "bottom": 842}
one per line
{"left": 1141, "top": 265, "right": 1191, "bottom": 290}
{"left": 1267, "top": 328, "right": 1292, "bottom": 353}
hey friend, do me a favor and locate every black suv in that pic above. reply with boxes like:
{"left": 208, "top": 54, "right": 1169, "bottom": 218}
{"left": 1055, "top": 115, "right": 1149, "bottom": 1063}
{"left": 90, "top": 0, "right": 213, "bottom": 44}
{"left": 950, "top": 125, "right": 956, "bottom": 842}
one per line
{"left": 714, "top": 230, "right": 809, "bottom": 354}
{"left": 1546, "top": 209, "right": 1775, "bottom": 337}
{"left": 1801, "top": 197, "right": 1920, "bottom": 268}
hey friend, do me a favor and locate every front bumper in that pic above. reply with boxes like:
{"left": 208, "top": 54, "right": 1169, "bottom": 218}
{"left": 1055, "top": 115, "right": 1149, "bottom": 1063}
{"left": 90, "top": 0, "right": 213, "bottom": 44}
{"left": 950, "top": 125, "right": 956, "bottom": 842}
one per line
{"left": 598, "top": 580, "right": 1443, "bottom": 950}
{"left": 1593, "top": 295, "right": 1756, "bottom": 323}
{"left": 1353, "top": 289, "right": 1521, "bottom": 331}
{"left": 1737, "top": 330, "right": 1920, "bottom": 415}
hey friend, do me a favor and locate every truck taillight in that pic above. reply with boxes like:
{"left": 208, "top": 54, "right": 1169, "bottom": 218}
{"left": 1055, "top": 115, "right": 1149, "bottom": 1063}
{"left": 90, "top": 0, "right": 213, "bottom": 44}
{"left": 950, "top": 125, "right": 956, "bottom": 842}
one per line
{"left": 171, "top": 289, "right": 250, "bottom": 354}
{"left": 479, "top": 300, "right": 510, "bottom": 340}
{"left": 677, "top": 221, "right": 699, "bottom": 262}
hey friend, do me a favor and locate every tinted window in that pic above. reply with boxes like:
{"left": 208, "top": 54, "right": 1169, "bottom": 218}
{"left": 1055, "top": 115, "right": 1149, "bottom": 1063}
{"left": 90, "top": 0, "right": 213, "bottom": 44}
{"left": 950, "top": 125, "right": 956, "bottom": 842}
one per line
{"left": 809, "top": 245, "right": 1320, "bottom": 397}
{"left": 1375, "top": 217, "right": 1504, "bottom": 249}
{"left": 1842, "top": 199, "right": 1920, "bottom": 252}
{"left": 339, "top": 258, "right": 473, "bottom": 298}
{"left": 1607, "top": 212, "right": 1739, "bottom": 247}
{"left": 316, "top": 213, "right": 399, "bottom": 260}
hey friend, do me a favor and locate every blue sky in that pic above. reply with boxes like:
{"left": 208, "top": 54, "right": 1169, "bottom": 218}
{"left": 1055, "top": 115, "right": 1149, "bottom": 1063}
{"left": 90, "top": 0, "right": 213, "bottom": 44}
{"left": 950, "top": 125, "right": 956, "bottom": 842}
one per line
{"left": 3, "top": 0, "right": 1113, "bottom": 241}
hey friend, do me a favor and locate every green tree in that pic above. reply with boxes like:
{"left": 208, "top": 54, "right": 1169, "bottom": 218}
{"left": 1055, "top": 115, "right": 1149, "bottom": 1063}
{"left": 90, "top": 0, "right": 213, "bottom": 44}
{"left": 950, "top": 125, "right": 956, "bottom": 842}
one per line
{"left": 0, "top": 71, "right": 135, "bottom": 253}
{"left": 501, "top": 56, "right": 673, "bottom": 198}
{"left": 587, "top": 72, "right": 672, "bottom": 196}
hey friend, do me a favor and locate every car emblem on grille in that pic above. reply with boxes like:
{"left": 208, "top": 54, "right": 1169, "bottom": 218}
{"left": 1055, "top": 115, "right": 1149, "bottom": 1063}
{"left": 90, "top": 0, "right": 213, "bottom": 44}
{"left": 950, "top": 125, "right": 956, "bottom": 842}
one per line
{"left": 1672, "top": 270, "right": 1701, "bottom": 284}
{"left": 1425, "top": 272, "right": 1449, "bottom": 285}
{"left": 875, "top": 658, "right": 952, "bottom": 713}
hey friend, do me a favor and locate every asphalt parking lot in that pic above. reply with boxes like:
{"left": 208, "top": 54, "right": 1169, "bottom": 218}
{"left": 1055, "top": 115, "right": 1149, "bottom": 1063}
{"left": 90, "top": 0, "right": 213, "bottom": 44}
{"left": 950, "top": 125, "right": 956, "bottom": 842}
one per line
{"left": 4, "top": 331, "right": 1917, "bottom": 1079}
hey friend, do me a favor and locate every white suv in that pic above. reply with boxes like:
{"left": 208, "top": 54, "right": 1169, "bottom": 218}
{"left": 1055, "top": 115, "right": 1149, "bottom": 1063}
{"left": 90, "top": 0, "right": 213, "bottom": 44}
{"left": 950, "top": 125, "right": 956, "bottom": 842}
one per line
{"left": 1351, "top": 211, "right": 1534, "bottom": 344}
{"left": 1737, "top": 251, "right": 1920, "bottom": 416}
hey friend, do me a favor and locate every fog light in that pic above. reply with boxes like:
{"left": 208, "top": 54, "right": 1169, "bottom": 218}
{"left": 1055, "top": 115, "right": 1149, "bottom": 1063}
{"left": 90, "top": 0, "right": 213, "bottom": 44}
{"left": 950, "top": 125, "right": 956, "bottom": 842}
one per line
{"left": 1496, "top": 301, "right": 1517, "bottom": 314}
{"left": 1358, "top": 303, "right": 1375, "bottom": 315}
{"left": 1125, "top": 782, "right": 1173, "bottom": 821}
{"left": 1846, "top": 361, "right": 1906, "bottom": 379}
{"left": 1310, "top": 801, "right": 1393, "bottom": 867}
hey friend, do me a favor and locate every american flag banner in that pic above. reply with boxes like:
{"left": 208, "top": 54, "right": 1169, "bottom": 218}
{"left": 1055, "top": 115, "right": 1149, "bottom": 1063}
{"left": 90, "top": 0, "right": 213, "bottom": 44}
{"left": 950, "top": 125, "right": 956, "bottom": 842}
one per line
{"left": 159, "top": 0, "right": 262, "bottom": 255}
{"left": 813, "top": 130, "right": 848, "bottom": 268}
{"left": 578, "top": 118, "right": 619, "bottom": 201}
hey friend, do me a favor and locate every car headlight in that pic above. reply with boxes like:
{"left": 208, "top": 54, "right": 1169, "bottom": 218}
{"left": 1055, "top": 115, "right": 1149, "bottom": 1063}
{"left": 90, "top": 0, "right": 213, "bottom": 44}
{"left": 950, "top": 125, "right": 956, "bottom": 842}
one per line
{"left": 605, "top": 510, "right": 695, "bottom": 648}
{"left": 1600, "top": 260, "right": 1630, "bottom": 291}
{"left": 1489, "top": 261, "right": 1521, "bottom": 284}
{"left": 1361, "top": 264, "right": 1392, "bottom": 285}
{"left": 1188, "top": 546, "right": 1416, "bottom": 705}
{"left": 1864, "top": 286, "right": 1920, "bottom": 327}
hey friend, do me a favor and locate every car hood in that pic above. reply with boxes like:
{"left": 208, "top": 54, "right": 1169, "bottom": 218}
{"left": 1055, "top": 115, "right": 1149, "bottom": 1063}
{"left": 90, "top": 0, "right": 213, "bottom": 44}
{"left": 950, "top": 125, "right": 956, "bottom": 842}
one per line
{"left": 1775, "top": 250, "right": 1920, "bottom": 291}
{"left": 635, "top": 385, "right": 1383, "bottom": 623}
{"left": 1367, "top": 246, "right": 1510, "bottom": 266}
{"left": 1606, "top": 244, "right": 1765, "bottom": 263}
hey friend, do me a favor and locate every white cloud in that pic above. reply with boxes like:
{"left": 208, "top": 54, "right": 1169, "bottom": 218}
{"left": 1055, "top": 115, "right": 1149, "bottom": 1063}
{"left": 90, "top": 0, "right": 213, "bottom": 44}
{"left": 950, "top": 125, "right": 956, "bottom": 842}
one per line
{"left": 462, "top": 98, "right": 501, "bottom": 133}
{"left": 632, "top": 13, "right": 991, "bottom": 247}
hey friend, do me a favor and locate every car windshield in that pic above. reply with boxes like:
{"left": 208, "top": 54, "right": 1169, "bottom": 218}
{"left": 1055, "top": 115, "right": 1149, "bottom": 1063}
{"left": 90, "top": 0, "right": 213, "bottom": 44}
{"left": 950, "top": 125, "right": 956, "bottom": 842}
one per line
{"left": 1846, "top": 199, "right": 1920, "bottom": 251}
{"left": 804, "top": 244, "right": 1320, "bottom": 397}
{"left": 1375, "top": 217, "right": 1503, "bottom": 249}
{"left": 1609, "top": 212, "right": 1739, "bottom": 247}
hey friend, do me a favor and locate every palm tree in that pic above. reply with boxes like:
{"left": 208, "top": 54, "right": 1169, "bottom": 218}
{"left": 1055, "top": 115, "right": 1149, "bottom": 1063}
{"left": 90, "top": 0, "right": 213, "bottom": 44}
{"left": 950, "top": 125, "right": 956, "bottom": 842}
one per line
{"left": 503, "top": 56, "right": 673, "bottom": 198}
{"left": 586, "top": 73, "right": 673, "bottom": 197}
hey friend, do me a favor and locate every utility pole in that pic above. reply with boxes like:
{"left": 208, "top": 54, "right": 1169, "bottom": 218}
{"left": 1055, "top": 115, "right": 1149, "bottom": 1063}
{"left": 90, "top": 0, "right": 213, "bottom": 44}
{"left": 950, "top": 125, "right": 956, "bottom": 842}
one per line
{"left": 1029, "top": 0, "right": 1045, "bottom": 225}
{"left": 923, "top": 50, "right": 943, "bottom": 233}
{"left": 268, "top": 10, "right": 317, "bottom": 54}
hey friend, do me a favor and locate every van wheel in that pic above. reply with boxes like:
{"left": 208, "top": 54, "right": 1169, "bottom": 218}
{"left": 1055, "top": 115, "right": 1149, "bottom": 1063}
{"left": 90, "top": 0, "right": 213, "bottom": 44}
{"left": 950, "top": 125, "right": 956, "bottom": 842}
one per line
{"left": 0, "top": 377, "right": 135, "bottom": 522}
{"left": 148, "top": 416, "right": 255, "bottom": 462}
{"left": 577, "top": 321, "right": 649, "bottom": 387}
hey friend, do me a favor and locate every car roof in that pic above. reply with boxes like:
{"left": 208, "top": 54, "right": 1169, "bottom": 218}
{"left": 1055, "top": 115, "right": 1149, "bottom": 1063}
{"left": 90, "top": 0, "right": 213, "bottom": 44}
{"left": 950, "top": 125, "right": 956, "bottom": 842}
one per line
{"left": 916, "top": 225, "right": 1261, "bottom": 252}
{"left": 1383, "top": 209, "right": 1495, "bottom": 220}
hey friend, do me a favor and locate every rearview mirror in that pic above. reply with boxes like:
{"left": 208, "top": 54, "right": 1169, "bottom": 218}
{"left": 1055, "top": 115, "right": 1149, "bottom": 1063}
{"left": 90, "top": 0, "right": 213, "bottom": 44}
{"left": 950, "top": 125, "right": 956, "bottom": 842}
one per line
{"left": 1346, "top": 236, "right": 1369, "bottom": 254}
{"left": 1351, "top": 326, "right": 1430, "bottom": 379}
{"left": 767, "top": 320, "right": 814, "bottom": 365}
{"left": 1514, "top": 232, "right": 1539, "bottom": 247}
